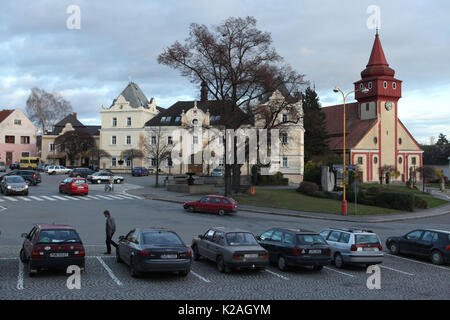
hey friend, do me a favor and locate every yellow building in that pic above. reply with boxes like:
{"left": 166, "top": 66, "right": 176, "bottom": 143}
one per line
{"left": 323, "top": 33, "right": 423, "bottom": 183}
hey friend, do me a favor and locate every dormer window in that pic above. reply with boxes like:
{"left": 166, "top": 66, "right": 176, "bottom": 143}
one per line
{"left": 359, "top": 83, "right": 364, "bottom": 90}
{"left": 215, "top": 115, "right": 221, "bottom": 121}
{"left": 383, "top": 81, "right": 388, "bottom": 89}
{"left": 161, "top": 117, "right": 166, "bottom": 122}
{"left": 14, "top": 119, "right": 21, "bottom": 125}
{"left": 166, "top": 116, "right": 171, "bottom": 122}
{"left": 392, "top": 82, "right": 397, "bottom": 90}
{"left": 175, "top": 116, "right": 181, "bottom": 122}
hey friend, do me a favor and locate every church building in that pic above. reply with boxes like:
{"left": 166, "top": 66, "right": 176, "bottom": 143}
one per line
{"left": 323, "top": 33, "right": 423, "bottom": 183}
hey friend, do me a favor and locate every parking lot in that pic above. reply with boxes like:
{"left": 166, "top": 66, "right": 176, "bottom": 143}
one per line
{"left": 0, "top": 172, "right": 449, "bottom": 299}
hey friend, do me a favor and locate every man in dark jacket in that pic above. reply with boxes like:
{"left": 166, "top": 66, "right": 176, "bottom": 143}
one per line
{"left": 104, "top": 210, "right": 118, "bottom": 254}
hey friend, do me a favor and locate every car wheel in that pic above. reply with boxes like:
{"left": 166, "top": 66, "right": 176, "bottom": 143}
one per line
{"left": 20, "top": 248, "right": 27, "bottom": 263}
{"left": 277, "top": 256, "right": 288, "bottom": 271}
{"left": 388, "top": 242, "right": 399, "bottom": 255}
{"left": 179, "top": 270, "right": 189, "bottom": 277}
{"left": 431, "top": 250, "right": 444, "bottom": 265}
{"left": 192, "top": 245, "right": 201, "bottom": 261}
{"left": 313, "top": 265, "right": 323, "bottom": 271}
{"left": 216, "top": 256, "right": 230, "bottom": 273}
{"left": 218, "top": 209, "right": 225, "bottom": 216}
{"left": 187, "top": 206, "right": 195, "bottom": 213}
{"left": 23, "top": 191, "right": 28, "bottom": 196}
{"left": 130, "top": 257, "right": 140, "bottom": 277}
{"left": 334, "top": 253, "right": 344, "bottom": 269}
{"left": 116, "top": 249, "right": 122, "bottom": 263}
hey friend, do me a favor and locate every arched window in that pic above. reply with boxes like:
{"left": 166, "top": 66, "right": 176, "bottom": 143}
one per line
{"left": 373, "top": 137, "right": 378, "bottom": 144}
{"left": 374, "top": 157, "right": 378, "bottom": 164}
{"left": 398, "top": 157, "right": 403, "bottom": 164}
{"left": 383, "top": 81, "right": 388, "bottom": 89}
{"left": 392, "top": 82, "right": 397, "bottom": 90}
{"left": 368, "top": 82, "right": 372, "bottom": 89}
{"left": 398, "top": 138, "right": 402, "bottom": 145}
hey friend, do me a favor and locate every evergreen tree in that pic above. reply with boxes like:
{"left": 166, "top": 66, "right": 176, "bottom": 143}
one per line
{"left": 302, "top": 87, "right": 329, "bottom": 161}
{"left": 436, "top": 133, "right": 449, "bottom": 145}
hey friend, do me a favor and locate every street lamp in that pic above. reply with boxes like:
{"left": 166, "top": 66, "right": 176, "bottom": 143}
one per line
{"left": 333, "top": 86, "right": 369, "bottom": 215}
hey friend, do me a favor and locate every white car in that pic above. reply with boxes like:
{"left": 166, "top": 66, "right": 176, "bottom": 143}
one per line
{"left": 87, "top": 172, "right": 124, "bottom": 184}
{"left": 46, "top": 165, "right": 71, "bottom": 175}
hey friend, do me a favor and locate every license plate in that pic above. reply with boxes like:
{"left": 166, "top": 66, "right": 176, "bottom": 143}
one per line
{"left": 77, "top": 187, "right": 84, "bottom": 189}
{"left": 50, "top": 253, "right": 69, "bottom": 258}
{"left": 244, "top": 254, "right": 258, "bottom": 259}
{"left": 363, "top": 247, "right": 377, "bottom": 251}
{"left": 308, "top": 250, "right": 322, "bottom": 254}
{"left": 161, "top": 254, "right": 177, "bottom": 259}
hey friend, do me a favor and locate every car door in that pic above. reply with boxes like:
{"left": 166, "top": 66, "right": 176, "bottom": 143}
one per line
{"left": 200, "top": 229, "right": 216, "bottom": 260}
{"left": 325, "top": 231, "right": 342, "bottom": 256}
{"left": 258, "top": 229, "right": 274, "bottom": 257}
{"left": 400, "top": 230, "right": 423, "bottom": 255}
{"left": 267, "top": 230, "right": 283, "bottom": 261}
{"left": 282, "top": 232, "right": 296, "bottom": 256}
{"left": 415, "top": 231, "right": 438, "bottom": 257}
{"left": 210, "top": 231, "right": 225, "bottom": 260}
{"left": 121, "top": 230, "right": 136, "bottom": 264}
{"left": 198, "top": 197, "right": 211, "bottom": 213}
{"left": 210, "top": 197, "right": 221, "bottom": 214}
{"left": 23, "top": 227, "right": 37, "bottom": 258}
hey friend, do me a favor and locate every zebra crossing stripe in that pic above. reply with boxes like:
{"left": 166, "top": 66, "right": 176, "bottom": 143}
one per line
{"left": 114, "top": 194, "right": 133, "bottom": 199}
{"left": 87, "top": 195, "right": 100, "bottom": 200}
{"left": 96, "top": 195, "right": 114, "bottom": 200}
{"left": 17, "top": 196, "right": 31, "bottom": 202}
{"left": 63, "top": 196, "right": 80, "bottom": 200}
{"left": 29, "top": 196, "right": 44, "bottom": 201}
{"left": 77, "top": 195, "right": 91, "bottom": 200}
{"left": 52, "top": 196, "right": 68, "bottom": 201}
{"left": 40, "top": 196, "right": 56, "bottom": 201}
{"left": 104, "top": 195, "right": 123, "bottom": 200}
{"left": 122, "top": 194, "right": 143, "bottom": 199}
{"left": 4, "top": 197, "right": 18, "bottom": 202}
{"left": 0, "top": 198, "right": 4, "bottom": 202}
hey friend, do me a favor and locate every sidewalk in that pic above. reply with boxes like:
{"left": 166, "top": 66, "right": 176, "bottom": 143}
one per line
{"left": 124, "top": 185, "right": 450, "bottom": 223}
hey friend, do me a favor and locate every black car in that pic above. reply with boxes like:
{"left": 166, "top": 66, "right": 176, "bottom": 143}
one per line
{"left": 386, "top": 229, "right": 450, "bottom": 265}
{"left": 257, "top": 228, "right": 331, "bottom": 271}
{"left": 116, "top": 228, "right": 192, "bottom": 277}
{"left": 68, "top": 168, "right": 94, "bottom": 178}
{"left": 1, "top": 170, "right": 41, "bottom": 185}
{"left": 132, "top": 167, "right": 149, "bottom": 176}
{"left": 9, "top": 162, "right": 20, "bottom": 170}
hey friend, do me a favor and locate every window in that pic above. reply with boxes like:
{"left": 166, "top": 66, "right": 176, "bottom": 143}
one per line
{"left": 219, "top": 157, "right": 225, "bottom": 167}
{"left": 210, "top": 115, "right": 215, "bottom": 122}
{"left": 111, "top": 157, "right": 117, "bottom": 167}
{"left": 406, "top": 230, "right": 422, "bottom": 240}
{"left": 200, "top": 197, "right": 210, "bottom": 203}
{"left": 398, "top": 138, "right": 402, "bottom": 145}
{"left": 359, "top": 83, "right": 364, "bottom": 90}
{"left": 383, "top": 81, "right": 388, "bottom": 89}
{"left": 150, "top": 158, "right": 157, "bottom": 167}
{"left": 212, "top": 232, "right": 225, "bottom": 245}
{"left": 166, "top": 116, "right": 171, "bottom": 122}
{"left": 357, "top": 157, "right": 363, "bottom": 165}
{"left": 167, "top": 158, "right": 173, "bottom": 167}
{"left": 283, "top": 233, "right": 296, "bottom": 245}
{"left": 126, "top": 136, "right": 131, "bottom": 145}
{"left": 211, "top": 197, "right": 221, "bottom": 204}
{"left": 161, "top": 117, "right": 166, "bottom": 122}
{"left": 112, "top": 118, "right": 117, "bottom": 127}
{"left": 368, "top": 82, "right": 372, "bottom": 89}
{"left": 366, "top": 103, "right": 370, "bottom": 111}
{"left": 260, "top": 230, "right": 274, "bottom": 241}
{"left": 339, "top": 233, "right": 350, "bottom": 243}
{"left": 226, "top": 232, "right": 258, "bottom": 246}
{"left": 373, "top": 137, "right": 378, "bottom": 144}
{"left": 270, "top": 231, "right": 283, "bottom": 242}
{"left": 398, "top": 157, "right": 403, "bottom": 164}
{"left": 281, "top": 133, "right": 288, "bottom": 144}
{"left": 327, "top": 231, "right": 341, "bottom": 242}
{"left": 127, "top": 117, "right": 131, "bottom": 126}
{"left": 421, "top": 231, "right": 438, "bottom": 243}
{"left": 111, "top": 136, "right": 117, "bottom": 145}
{"left": 282, "top": 114, "right": 288, "bottom": 122}
{"left": 49, "top": 144, "right": 56, "bottom": 151}
{"left": 14, "top": 119, "right": 21, "bottom": 125}
{"left": 20, "top": 136, "right": 30, "bottom": 144}
{"left": 392, "top": 82, "right": 397, "bottom": 90}
{"left": 319, "top": 230, "right": 330, "bottom": 239}
{"left": 193, "top": 136, "right": 198, "bottom": 144}
{"left": 215, "top": 115, "right": 221, "bottom": 121}
{"left": 5, "top": 136, "right": 15, "bottom": 144}
{"left": 411, "top": 157, "right": 417, "bottom": 165}
{"left": 192, "top": 119, "right": 198, "bottom": 125}
{"left": 297, "top": 235, "right": 327, "bottom": 245}
{"left": 151, "top": 136, "right": 157, "bottom": 145}
{"left": 168, "top": 136, "right": 173, "bottom": 145}
{"left": 282, "top": 157, "right": 288, "bottom": 168}
{"left": 175, "top": 116, "right": 181, "bottom": 122}
{"left": 374, "top": 156, "right": 378, "bottom": 164}
{"left": 126, "top": 159, "right": 131, "bottom": 167}
{"left": 21, "top": 152, "right": 30, "bottom": 157}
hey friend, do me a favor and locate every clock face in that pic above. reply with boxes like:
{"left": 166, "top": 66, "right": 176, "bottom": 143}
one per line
{"left": 385, "top": 102, "right": 393, "bottom": 111}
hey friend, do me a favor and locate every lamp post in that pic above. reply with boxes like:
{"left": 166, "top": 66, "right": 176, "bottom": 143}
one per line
{"left": 333, "top": 86, "right": 369, "bottom": 215}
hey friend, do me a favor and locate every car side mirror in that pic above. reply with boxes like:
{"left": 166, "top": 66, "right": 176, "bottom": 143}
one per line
{"left": 21, "top": 233, "right": 28, "bottom": 238}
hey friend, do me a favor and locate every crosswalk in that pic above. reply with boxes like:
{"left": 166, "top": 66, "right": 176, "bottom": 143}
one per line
{"left": 0, "top": 193, "right": 143, "bottom": 203}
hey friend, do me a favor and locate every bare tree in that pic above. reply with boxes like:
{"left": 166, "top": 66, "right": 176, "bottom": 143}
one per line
{"left": 142, "top": 127, "right": 175, "bottom": 187}
{"left": 55, "top": 130, "right": 95, "bottom": 166}
{"left": 26, "top": 87, "right": 73, "bottom": 133}
{"left": 89, "top": 146, "right": 111, "bottom": 169}
{"left": 158, "top": 16, "right": 306, "bottom": 195}
{"left": 121, "top": 148, "right": 144, "bottom": 171}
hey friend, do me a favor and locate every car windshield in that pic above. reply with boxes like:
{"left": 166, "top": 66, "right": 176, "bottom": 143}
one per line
{"left": 37, "top": 229, "right": 81, "bottom": 244}
{"left": 73, "top": 179, "right": 87, "bottom": 185}
{"left": 226, "top": 232, "right": 258, "bottom": 246}
{"left": 355, "top": 234, "right": 379, "bottom": 244}
{"left": 6, "top": 176, "right": 24, "bottom": 183}
{"left": 297, "top": 234, "right": 327, "bottom": 245}
{"left": 142, "top": 231, "right": 183, "bottom": 245}
{"left": 228, "top": 198, "right": 237, "bottom": 204}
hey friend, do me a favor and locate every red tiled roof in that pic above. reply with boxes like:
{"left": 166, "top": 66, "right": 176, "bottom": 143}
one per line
{"left": 322, "top": 103, "right": 376, "bottom": 151}
{"left": 0, "top": 109, "right": 14, "bottom": 124}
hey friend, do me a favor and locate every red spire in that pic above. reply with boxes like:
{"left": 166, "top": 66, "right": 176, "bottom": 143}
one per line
{"left": 361, "top": 33, "right": 395, "bottom": 78}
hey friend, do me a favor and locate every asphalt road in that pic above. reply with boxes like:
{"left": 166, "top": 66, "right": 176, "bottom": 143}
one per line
{"left": 0, "top": 171, "right": 449, "bottom": 300}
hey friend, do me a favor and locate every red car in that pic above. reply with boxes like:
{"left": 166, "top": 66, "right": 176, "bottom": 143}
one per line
{"left": 20, "top": 224, "right": 85, "bottom": 276}
{"left": 59, "top": 177, "right": 88, "bottom": 195}
{"left": 183, "top": 195, "right": 238, "bottom": 216}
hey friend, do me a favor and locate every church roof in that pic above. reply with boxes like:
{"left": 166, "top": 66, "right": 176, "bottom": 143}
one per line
{"left": 361, "top": 33, "right": 395, "bottom": 78}
{"left": 48, "top": 113, "right": 100, "bottom": 136}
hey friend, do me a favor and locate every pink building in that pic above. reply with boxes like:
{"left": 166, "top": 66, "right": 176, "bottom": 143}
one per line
{"left": 0, "top": 109, "right": 38, "bottom": 166}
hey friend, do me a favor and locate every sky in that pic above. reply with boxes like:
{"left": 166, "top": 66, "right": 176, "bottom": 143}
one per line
{"left": 1, "top": 0, "right": 449, "bottom": 144}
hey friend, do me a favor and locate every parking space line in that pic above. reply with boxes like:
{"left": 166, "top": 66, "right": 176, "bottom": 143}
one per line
{"left": 265, "top": 269, "right": 289, "bottom": 280}
{"left": 63, "top": 196, "right": 80, "bottom": 200}
{"left": 96, "top": 257, "right": 122, "bottom": 286}
{"left": 386, "top": 254, "right": 450, "bottom": 271}
{"left": 40, "top": 196, "right": 56, "bottom": 201}
{"left": 52, "top": 196, "right": 68, "bottom": 201}
{"left": 3, "top": 197, "right": 18, "bottom": 202}
{"left": 190, "top": 270, "right": 211, "bottom": 283}
{"left": 29, "top": 196, "right": 44, "bottom": 201}
{"left": 323, "top": 266, "right": 355, "bottom": 278}
{"left": 379, "top": 265, "right": 414, "bottom": 276}
{"left": 17, "top": 260, "right": 24, "bottom": 290}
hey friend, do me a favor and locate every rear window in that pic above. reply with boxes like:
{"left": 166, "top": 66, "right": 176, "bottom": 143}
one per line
{"left": 355, "top": 234, "right": 380, "bottom": 244}
{"left": 6, "top": 176, "right": 25, "bottom": 183}
{"left": 37, "top": 229, "right": 81, "bottom": 244}
{"left": 30, "top": 159, "right": 39, "bottom": 163}
{"left": 297, "top": 234, "right": 327, "bottom": 245}
{"left": 226, "top": 232, "right": 258, "bottom": 246}
{"left": 142, "top": 231, "right": 183, "bottom": 245}
{"left": 73, "top": 179, "right": 87, "bottom": 185}
{"left": 20, "top": 160, "right": 29, "bottom": 163}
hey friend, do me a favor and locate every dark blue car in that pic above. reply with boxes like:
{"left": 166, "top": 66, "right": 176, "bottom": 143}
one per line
{"left": 132, "top": 167, "right": 149, "bottom": 176}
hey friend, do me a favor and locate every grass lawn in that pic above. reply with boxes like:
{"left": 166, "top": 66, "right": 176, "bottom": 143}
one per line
{"left": 235, "top": 189, "right": 402, "bottom": 216}
{"left": 235, "top": 189, "right": 449, "bottom": 215}
{"left": 361, "top": 184, "right": 427, "bottom": 195}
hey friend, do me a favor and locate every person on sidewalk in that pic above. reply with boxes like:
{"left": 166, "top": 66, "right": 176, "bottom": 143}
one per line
{"left": 109, "top": 174, "right": 114, "bottom": 192}
{"left": 104, "top": 210, "right": 118, "bottom": 254}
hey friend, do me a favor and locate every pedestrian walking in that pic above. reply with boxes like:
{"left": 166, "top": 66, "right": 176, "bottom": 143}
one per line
{"left": 109, "top": 174, "right": 114, "bottom": 192}
{"left": 104, "top": 210, "right": 118, "bottom": 254}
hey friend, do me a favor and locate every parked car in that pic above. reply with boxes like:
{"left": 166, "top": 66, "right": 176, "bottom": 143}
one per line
{"left": 116, "top": 227, "right": 191, "bottom": 277}
{"left": 319, "top": 228, "right": 383, "bottom": 268}
{"left": 386, "top": 229, "right": 450, "bottom": 265}
{"left": 46, "top": 165, "right": 70, "bottom": 175}
{"left": 59, "top": 178, "right": 88, "bottom": 196}
{"left": 9, "top": 162, "right": 20, "bottom": 170}
{"left": 257, "top": 228, "right": 331, "bottom": 271}
{"left": 191, "top": 227, "right": 269, "bottom": 273}
{"left": 132, "top": 167, "right": 149, "bottom": 176}
{"left": 1, "top": 170, "right": 41, "bottom": 185}
{"left": 183, "top": 195, "right": 238, "bottom": 216}
{"left": 20, "top": 224, "right": 85, "bottom": 276}
{"left": 68, "top": 168, "right": 94, "bottom": 178}
{"left": 0, "top": 176, "right": 29, "bottom": 196}
{"left": 211, "top": 167, "right": 224, "bottom": 177}
{"left": 0, "top": 161, "right": 5, "bottom": 172}
{"left": 36, "top": 163, "right": 49, "bottom": 172}
{"left": 87, "top": 172, "right": 124, "bottom": 184}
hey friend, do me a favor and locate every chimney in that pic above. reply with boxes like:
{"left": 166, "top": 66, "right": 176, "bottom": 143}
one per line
{"left": 73, "top": 112, "right": 77, "bottom": 118}
{"left": 200, "top": 81, "right": 208, "bottom": 102}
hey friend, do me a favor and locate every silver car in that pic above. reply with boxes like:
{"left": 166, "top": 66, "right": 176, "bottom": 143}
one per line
{"left": 0, "top": 175, "right": 29, "bottom": 196}
{"left": 0, "top": 161, "right": 5, "bottom": 172}
{"left": 191, "top": 227, "right": 269, "bottom": 273}
{"left": 319, "top": 228, "right": 383, "bottom": 268}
